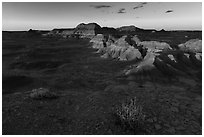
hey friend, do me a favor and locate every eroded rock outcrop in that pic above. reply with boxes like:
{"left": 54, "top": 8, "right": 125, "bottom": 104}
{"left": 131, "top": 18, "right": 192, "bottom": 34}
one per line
{"left": 91, "top": 34, "right": 142, "bottom": 61}
{"left": 114, "top": 35, "right": 131, "bottom": 47}
{"left": 119, "top": 46, "right": 142, "bottom": 61}
{"left": 138, "top": 41, "right": 172, "bottom": 52}
{"left": 90, "top": 34, "right": 107, "bottom": 49}
{"left": 74, "top": 23, "right": 102, "bottom": 37}
{"left": 90, "top": 34, "right": 174, "bottom": 62}
{"left": 124, "top": 49, "right": 202, "bottom": 82}
{"left": 195, "top": 53, "right": 202, "bottom": 61}
{"left": 178, "top": 39, "right": 202, "bottom": 53}
{"left": 90, "top": 33, "right": 202, "bottom": 82}
{"left": 101, "top": 44, "right": 128, "bottom": 59}
{"left": 125, "top": 52, "right": 156, "bottom": 75}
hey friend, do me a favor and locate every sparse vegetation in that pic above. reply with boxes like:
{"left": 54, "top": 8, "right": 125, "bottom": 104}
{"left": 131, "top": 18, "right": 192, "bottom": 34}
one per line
{"left": 29, "top": 88, "right": 59, "bottom": 99}
{"left": 114, "top": 97, "right": 146, "bottom": 130}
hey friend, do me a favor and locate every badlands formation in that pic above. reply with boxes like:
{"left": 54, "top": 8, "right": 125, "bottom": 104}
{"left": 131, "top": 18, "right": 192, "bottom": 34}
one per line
{"left": 43, "top": 22, "right": 202, "bottom": 83}
{"left": 90, "top": 33, "right": 201, "bottom": 82}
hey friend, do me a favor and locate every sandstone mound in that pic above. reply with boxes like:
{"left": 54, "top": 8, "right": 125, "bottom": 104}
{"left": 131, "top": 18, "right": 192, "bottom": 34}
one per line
{"left": 178, "top": 39, "right": 202, "bottom": 53}
{"left": 119, "top": 46, "right": 142, "bottom": 61}
{"left": 101, "top": 44, "right": 127, "bottom": 59}
{"left": 75, "top": 23, "right": 101, "bottom": 30}
{"left": 125, "top": 52, "right": 156, "bottom": 75}
{"left": 114, "top": 35, "right": 131, "bottom": 47}
{"left": 74, "top": 23, "right": 102, "bottom": 36}
{"left": 90, "top": 34, "right": 107, "bottom": 49}
{"left": 121, "top": 35, "right": 141, "bottom": 47}
{"left": 138, "top": 41, "right": 172, "bottom": 52}
{"left": 104, "top": 36, "right": 142, "bottom": 61}
{"left": 117, "top": 25, "right": 144, "bottom": 32}
{"left": 90, "top": 34, "right": 142, "bottom": 61}
{"left": 106, "top": 35, "right": 116, "bottom": 46}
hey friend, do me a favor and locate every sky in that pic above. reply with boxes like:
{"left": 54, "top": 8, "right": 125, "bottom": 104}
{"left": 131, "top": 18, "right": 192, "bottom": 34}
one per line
{"left": 2, "top": 2, "right": 202, "bottom": 31}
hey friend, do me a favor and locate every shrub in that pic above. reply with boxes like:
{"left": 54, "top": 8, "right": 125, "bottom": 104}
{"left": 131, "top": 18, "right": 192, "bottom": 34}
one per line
{"left": 114, "top": 97, "right": 146, "bottom": 130}
{"left": 29, "top": 88, "right": 59, "bottom": 99}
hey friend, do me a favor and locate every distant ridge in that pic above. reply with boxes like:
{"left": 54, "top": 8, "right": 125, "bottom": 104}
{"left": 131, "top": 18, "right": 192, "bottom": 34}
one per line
{"left": 24, "top": 22, "right": 201, "bottom": 39}
{"left": 116, "top": 25, "right": 144, "bottom": 32}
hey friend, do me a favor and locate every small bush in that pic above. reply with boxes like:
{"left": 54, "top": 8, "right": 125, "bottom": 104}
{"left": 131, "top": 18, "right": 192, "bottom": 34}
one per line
{"left": 114, "top": 97, "right": 146, "bottom": 130}
{"left": 29, "top": 88, "right": 59, "bottom": 100}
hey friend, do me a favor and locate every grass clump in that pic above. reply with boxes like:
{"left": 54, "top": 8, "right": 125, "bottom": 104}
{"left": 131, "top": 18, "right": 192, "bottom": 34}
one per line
{"left": 114, "top": 97, "right": 146, "bottom": 130}
{"left": 29, "top": 88, "right": 59, "bottom": 100}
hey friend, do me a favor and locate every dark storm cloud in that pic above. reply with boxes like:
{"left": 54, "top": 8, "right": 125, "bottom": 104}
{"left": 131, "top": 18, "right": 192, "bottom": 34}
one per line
{"left": 165, "top": 10, "right": 173, "bottom": 13}
{"left": 118, "top": 8, "right": 126, "bottom": 13}
{"left": 133, "top": 2, "right": 147, "bottom": 9}
{"left": 90, "top": 5, "right": 112, "bottom": 9}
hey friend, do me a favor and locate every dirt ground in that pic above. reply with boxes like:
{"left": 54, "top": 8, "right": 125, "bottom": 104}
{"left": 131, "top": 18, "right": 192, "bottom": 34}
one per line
{"left": 2, "top": 32, "right": 202, "bottom": 135}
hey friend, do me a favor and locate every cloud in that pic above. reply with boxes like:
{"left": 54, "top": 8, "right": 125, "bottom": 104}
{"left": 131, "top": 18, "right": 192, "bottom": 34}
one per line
{"left": 118, "top": 8, "right": 126, "bottom": 13}
{"left": 133, "top": 2, "right": 147, "bottom": 9}
{"left": 90, "top": 5, "right": 112, "bottom": 9}
{"left": 165, "top": 10, "right": 173, "bottom": 13}
{"left": 133, "top": 5, "right": 143, "bottom": 9}
{"left": 141, "top": 2, "right": 147, "bottom": 5}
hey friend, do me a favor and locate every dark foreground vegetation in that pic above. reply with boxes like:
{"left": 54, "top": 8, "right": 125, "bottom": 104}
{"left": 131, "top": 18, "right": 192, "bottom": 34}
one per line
{"left": 2, "top": 30, "right": 202, "bottom": 135}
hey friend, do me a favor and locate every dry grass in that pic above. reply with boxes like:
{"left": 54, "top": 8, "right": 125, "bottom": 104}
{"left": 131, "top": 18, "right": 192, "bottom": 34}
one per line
{"left": 114, "top": 97, "right": 146, "bottom": 130}
{"left": 29, "top": 88, "right": 59, "bottom": 99}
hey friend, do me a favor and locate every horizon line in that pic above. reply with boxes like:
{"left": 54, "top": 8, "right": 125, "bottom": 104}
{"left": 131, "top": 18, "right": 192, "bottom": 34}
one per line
{"left": 2, "top": 28, "right": 202, "bottom": 32}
